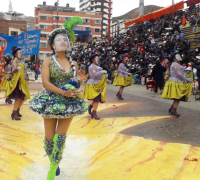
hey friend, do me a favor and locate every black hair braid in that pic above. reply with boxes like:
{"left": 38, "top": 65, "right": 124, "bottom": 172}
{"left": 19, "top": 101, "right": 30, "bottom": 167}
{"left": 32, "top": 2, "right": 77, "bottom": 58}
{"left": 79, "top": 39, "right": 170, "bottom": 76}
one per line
{"left": 51, "top": 46, "right": 56, "bottom": 55}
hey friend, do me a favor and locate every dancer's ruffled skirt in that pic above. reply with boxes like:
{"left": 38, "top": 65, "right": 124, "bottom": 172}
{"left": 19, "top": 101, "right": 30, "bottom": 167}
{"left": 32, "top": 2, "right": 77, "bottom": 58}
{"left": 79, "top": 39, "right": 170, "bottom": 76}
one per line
{"left": 162, "top": 81, "right": 193, "bottom": 102}
{"left": 30, "top": 89, "right": 88, "bottom": 119}
{"left": 113, "top": 75, "right": 132, "bottom": 86}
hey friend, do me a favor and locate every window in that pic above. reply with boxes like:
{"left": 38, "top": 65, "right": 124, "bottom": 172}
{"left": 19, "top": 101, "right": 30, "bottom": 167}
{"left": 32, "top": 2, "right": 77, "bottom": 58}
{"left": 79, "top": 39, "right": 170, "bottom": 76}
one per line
{"left": 40, "top": 34, "right": 47, "bottom": 38}
{"left": 40, "top": 42, "right": 47, "bottom": 48}
{"left": 84, "top": 27, "right": 90, "bottom": 31}
{"left": 11, "top": 31, "right": 18, "bottom": 35}
{"left": 73, "top": 26, "right": 81, "bottom": 30}
{"left": 95, "top": 20, "right": 101, "bottom": 24}
{"left": 95, "top": 28, "right": 101, "bottom": 32}
{"left": 91, "top": 7, "right": 93, "bottom": 11}
{"left": 40, "top": 16, "right": 47, "bottom": 20}
{"left": 53, "top": 16, "right": 60, "bottom": 20}
{"left": 40, "top": 25, "right": 47, "bottom": 29}
{"left": 64, "top": 17, "right": 71, "bottom": 21}
{"left": 84, "top": 19, "right": 91, "bottom": 23}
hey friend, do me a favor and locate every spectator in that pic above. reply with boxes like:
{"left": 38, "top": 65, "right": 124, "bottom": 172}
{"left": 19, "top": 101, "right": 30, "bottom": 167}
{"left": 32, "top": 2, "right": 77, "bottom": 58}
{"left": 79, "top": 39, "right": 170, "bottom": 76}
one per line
{"left": 34, "top": 62, "right": 40, "bottom": 80}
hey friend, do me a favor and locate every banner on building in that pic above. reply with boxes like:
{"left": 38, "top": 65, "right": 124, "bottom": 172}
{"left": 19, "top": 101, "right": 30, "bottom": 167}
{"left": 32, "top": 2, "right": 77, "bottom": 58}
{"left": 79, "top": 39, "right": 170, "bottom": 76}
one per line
{"left": 0, "top": 30, "right": 41, "bottom": 56}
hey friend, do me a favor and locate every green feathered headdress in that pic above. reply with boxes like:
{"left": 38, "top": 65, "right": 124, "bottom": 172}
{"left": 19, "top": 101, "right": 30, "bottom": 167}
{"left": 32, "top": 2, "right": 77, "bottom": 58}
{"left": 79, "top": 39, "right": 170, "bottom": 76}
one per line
{"left": 47, "top": 16, "right": 83, "bottom": 47}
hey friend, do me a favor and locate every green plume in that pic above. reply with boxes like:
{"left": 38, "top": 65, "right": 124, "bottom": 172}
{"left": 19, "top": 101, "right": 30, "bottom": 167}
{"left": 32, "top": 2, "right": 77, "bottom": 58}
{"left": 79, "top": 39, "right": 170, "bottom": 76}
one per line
{"left": 63, "top": 16, "right": 83, "bottom": 41}
{"left": 70, "top": 31, "right": 75, "bottom": 42}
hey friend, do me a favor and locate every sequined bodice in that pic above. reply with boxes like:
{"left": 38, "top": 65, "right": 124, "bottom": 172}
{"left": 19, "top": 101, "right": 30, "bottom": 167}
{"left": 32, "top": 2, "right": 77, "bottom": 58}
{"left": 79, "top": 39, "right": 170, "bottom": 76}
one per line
{"left": 50, "top": 56, "right": 73, "bottom": 88}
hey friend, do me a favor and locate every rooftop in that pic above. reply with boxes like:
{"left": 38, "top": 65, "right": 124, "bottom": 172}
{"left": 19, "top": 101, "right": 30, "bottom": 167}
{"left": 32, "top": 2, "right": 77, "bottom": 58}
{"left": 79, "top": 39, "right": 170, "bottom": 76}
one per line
{"left": 36, "top": 4, "right": 102, "bottom": 16}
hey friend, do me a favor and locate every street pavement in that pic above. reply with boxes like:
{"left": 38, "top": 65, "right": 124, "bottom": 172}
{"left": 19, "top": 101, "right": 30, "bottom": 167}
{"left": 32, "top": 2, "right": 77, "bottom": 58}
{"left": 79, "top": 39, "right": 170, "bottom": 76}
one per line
{"left": 0, "top": 81, "right": 200, "bottom": 180}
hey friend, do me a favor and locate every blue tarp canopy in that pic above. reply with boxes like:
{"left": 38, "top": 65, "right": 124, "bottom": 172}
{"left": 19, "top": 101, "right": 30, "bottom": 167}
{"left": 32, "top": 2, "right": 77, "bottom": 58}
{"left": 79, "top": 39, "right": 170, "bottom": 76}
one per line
{"left": 74, "top": 31, "right": 92, "bottom": 35}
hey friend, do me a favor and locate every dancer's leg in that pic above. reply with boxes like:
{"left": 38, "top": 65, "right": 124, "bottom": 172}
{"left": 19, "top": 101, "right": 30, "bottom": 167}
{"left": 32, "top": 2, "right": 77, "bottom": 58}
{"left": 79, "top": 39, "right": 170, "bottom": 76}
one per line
{"left": 19, "top": 100, "right": 24, "bottom": 109}
{"left": 173, "top": 100, "right": 180, "bottom": 109}
{"left": 44, "top": 118, "right": 58, "bottom": 140}
{"left": 14, "top": 98, "right": 21, "bottom": 111}
{"left": 56, "top": 117, "right": 73, "bottom": 135}
{"left": 171, "top": 100, "right": 181, "bottom": 117}
{"left": 92, "top": 101, "right": 99, "bottom": 111}
{"left": 119, "top": 86, "right": 124, "bottom": 94}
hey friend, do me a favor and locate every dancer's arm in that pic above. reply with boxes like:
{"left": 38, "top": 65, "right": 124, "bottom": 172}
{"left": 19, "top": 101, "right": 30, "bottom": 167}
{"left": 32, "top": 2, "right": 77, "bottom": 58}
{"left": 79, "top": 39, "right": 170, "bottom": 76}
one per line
{"left": 174, "top": 64, "right": 193, "bottom": 82}
{"left": 73, "top": 61, "right": 88, "bottom": 83}
{"left": 118, "top": 63, "right": 130, "bottom": 75}
{"left": 90, "top": 64, "right": 106, "bottom": 79}
{"left": 12, "top": 60, "right": 21, "bottom": 73}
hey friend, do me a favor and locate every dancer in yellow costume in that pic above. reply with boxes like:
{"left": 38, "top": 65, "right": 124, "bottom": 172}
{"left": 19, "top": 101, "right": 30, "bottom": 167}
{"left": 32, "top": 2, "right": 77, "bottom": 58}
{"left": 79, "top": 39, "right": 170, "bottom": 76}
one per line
{"left": 0, "top": 54, "right": 13, "bottom": 104}
{"left": 84, "top": 53, "right": 107, "bottom": 120}
{"left": 162, "top": 52, "right": 193, "bottom": 117}
{"left": 113, "top": 58, "right": 132, "bottom": 100}
{"left": 5, "top": 46, "right": 30, "bottom": 120}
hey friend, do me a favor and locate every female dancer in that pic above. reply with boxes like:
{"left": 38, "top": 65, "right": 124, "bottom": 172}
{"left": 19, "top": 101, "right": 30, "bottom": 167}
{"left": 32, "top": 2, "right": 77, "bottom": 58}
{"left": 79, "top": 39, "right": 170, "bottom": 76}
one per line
{"left": 0, "top": 54, "right": 13, "bottom": 104}
{"left": 162, "top": 52, "right": 193, "bottom": 117}
{"left": 113, "top": 58, "right": 132, "bottom": 100}
{"left": 4, "top": 46, "right": 30, "bottom": 120}
{"left": 30, "top": 16, "right": 88, "bottom": 180}
{"left": 84, "top": 53, "right": 107, "bottom": 120}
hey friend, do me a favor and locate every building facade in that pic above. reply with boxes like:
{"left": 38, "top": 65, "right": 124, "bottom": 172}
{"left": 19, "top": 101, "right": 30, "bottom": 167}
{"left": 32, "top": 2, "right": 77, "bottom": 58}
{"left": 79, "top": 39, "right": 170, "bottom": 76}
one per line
{"left": 0, "top": 19, "right": 27, "bottom": 35}
{"left": 79, "top": 0, "right": 113, "bottom": 37}
{"left": 35, "top": 2, "right": 102, "bottom": 60}
{"left": 110, "top": 20, "right": 126, "bottom": 38}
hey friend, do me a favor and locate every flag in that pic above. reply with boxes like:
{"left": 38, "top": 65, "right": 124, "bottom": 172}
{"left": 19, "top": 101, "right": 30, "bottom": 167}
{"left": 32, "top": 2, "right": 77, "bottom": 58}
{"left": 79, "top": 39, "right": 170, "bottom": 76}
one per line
{"left": 182, "top": 14, "right": 186, "bottom": 26}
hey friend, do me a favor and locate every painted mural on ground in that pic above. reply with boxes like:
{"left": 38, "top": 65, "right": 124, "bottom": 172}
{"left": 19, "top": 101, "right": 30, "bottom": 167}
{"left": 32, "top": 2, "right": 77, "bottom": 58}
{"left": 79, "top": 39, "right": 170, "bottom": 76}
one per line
{"left": 0, "top": 92, "right": 200, "bottom": 180}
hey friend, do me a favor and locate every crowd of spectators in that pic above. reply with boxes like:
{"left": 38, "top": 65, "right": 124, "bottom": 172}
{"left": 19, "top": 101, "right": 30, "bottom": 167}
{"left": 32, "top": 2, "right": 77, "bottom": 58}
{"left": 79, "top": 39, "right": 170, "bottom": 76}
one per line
{"left": 69, "top": 3, "right": 200, "bottom": 96}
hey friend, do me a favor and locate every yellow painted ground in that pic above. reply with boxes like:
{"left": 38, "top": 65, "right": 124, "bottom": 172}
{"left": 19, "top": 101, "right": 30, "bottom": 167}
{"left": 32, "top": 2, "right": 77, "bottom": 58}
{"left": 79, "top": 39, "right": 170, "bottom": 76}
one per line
{"left": 0, "top": 90, "right": 200, "bottom": 180}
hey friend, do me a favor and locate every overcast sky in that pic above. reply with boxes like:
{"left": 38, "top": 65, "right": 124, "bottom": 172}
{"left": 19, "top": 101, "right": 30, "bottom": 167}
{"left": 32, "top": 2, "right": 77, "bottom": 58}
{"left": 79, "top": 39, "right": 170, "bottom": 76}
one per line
{"left": 1, "top": 0, "right": 183, "bottom": 17}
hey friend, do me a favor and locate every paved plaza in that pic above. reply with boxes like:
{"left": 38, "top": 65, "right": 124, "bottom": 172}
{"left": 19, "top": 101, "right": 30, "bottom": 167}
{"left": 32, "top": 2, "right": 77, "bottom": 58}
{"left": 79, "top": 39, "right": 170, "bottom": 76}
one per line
{"left": 1, "top": 82, "right": 200, "bottom": 180}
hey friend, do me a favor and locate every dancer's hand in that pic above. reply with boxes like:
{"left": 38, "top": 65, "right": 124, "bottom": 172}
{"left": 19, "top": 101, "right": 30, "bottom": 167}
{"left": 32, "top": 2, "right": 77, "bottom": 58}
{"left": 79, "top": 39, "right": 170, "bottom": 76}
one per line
{"left": 187, "top": 78, "right": 193, "bottom": 82}
{"left": 63, "top": 89, "right": 80, "bottom": 98}
{"left": 17, "top": 66, "right": 22, "bottom": 71}
{"left": 77, "top": 69, "right": 89, "bottom": 83}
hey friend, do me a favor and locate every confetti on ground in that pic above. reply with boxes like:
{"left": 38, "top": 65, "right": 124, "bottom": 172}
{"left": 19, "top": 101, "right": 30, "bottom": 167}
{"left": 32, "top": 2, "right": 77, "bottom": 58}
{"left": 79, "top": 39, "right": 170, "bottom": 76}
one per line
{"left": 113, "top": 105, "right": 118, "bottom": 110}
{"left": 154, "top": 124, "right": 176, "bottom": 129}
{"left": 184, "top": 158, "right": 198, "bottom": 162}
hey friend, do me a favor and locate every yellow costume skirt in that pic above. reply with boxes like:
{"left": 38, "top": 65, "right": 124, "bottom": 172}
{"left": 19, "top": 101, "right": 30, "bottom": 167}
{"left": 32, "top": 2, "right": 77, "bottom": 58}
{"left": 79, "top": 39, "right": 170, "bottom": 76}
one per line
{"left": 0, "top": 74, "right": 13, "bottom": 91}
{"left": 113, "top": 75, "right": 133, "bottom": 86}
{"left": 1, "top": 63, "right": 30, "bottom": 101}
{"left": 162, "top": 81, "right": 193, "bottom": 102}
{"left": 84, "top": 74, "right": 107, "bottom": 103}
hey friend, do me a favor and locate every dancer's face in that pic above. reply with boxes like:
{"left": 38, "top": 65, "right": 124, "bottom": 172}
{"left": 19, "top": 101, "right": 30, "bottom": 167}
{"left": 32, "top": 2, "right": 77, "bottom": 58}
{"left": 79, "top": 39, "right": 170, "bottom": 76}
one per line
{"left": 175, "top": 54, "right": 182, "bottom": 61}
{"left": 16, "top": 50, "right": 23, "bottom": 59}
{"left": 53, "top": 34, "right": 69, "bottom": 52}
{"left": 93, "top": 56, "right": 99, "bottom": 65}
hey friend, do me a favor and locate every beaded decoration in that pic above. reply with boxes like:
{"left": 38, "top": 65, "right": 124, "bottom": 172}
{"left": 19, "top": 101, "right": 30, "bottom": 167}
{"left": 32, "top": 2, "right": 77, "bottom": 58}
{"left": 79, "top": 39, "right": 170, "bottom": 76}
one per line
{"left": 53, "top": 53, "right": 77, "bottom": 78}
